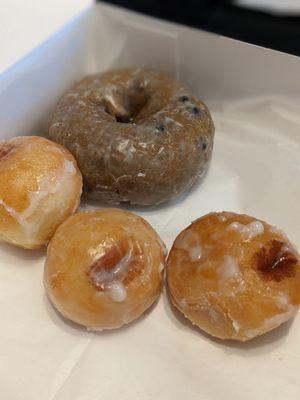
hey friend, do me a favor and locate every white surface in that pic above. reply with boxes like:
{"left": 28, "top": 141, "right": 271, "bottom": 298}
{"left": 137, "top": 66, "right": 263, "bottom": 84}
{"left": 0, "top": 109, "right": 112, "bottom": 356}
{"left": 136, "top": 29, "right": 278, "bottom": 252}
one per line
{"left": 1, "top": 3, "right": 300, "bottom": 399}
{"left": 0, "top": 0, "right": 91, "bottom": 74}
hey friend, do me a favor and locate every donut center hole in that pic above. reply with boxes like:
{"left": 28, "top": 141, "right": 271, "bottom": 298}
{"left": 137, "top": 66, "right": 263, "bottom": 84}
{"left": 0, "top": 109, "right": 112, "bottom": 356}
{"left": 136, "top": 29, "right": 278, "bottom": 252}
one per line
{"left": 103, "top": 89, "right": 149, "bottom": 124}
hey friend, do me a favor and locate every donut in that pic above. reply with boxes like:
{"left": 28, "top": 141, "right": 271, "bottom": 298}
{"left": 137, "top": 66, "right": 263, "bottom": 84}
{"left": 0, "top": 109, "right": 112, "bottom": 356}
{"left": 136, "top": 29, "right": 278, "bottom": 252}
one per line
{"left": 166, "top": 211, "right": 300, "bottom": 341}
{"left": 44, "top": 209, "right": 166, "bottom": 330}
{"left": 47, "top": 68, "right": 214, "bottom": 205}
{"left": 0, "top": 136, "right": 82, "bottom": 249}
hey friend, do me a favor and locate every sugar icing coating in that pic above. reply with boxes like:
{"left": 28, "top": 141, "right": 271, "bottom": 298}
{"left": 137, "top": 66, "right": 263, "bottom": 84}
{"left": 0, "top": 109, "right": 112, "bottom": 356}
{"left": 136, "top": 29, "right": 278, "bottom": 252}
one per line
{"left": 188, "top": 245, "right": 202, "bottom": 262}
{"left": 175, "top": 230, "right": 202, "bottom": 262}
{"left": 244, "top": 305, "right": 297, "bottom": 339}
{"left": 276, "top": 292, "right": 290, "bottom": 308}
{"left": 228, "top": 220, "right": 264, "bottom": 240}
{"left": 219, "top": 255, "right": 240, "bottom": 281}
{"left": 44, "top": 209, "right": 166, "bottom": 330}
{"left": 47, "top": 68, "right": 214, "bottom": 205}
{"left": 89, "top": 244, "right": 133, "bottom": 302}
{"left": 167, "top": 211, "right": 300, "bottom": 341}
{"left": 106, "top": 281, "right": 127, "bottom": 302}
{"left": 0, "top": 136, "right": 82, "bottom": 249}
{"left": 0, "top": 158, "right": 76, "bottom": 237}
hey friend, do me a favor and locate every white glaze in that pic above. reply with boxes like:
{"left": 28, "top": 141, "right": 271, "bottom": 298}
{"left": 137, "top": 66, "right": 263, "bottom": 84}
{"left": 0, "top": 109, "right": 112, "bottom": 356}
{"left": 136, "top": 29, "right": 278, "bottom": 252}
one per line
{"left": 116, "top": 138, "right": 130, "bottom": 153}
{"left": 218, "top": 214, "right": 227, "bottom": 222}
{"left": 228, "top": 220, "right": 264, "bottom": 240}
{"left": 188, "top": 245, "right": 202, "bottom": 262}
{"left": 219, "top": 255, "right": 240, "bottom": 281}
{"left": 157, "top": 147, "right": 164, "bottom": 155}
{"left": 158, "top": 262, "right": 165, "bottom": 276}
{"left": 208, "top": 308, "right": 221, "bottom": 323}
{"left": 107, "top": 281, "right": 127, "bottom": 302}
{"left": 244, "top": 305, "right": 297, "bottom": 339}
{"left": 175, "top": 120, "right": 183, "bottom": 128}
{"left": 165, "top": 116, "right": 174, "bottom": 125}
{"left": 276, "top": 292, "right": 290, "bottom": 309}
{"left": 86, "top": 326, "right": 104, "bottom": 332}
{"left": 0, "top": 158, "right": 76, "bottom": 236}
{"left": 175, "top": 231, "right": 201, "bottom": 262}
{"left": 232, "top": 320, "right": 240, "bottom": 333}
{"left": 91, "top": 245, "right": 133, "bottom": 302}
{"left": 281, "top": 242, "right": 299, "bottom": 257}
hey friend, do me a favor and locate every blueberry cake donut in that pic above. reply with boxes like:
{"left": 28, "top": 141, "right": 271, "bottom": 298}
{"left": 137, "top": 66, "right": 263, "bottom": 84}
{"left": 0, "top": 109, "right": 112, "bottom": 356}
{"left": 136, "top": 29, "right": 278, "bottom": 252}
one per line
{"left": 47, "top": 68, "right": 214, "bottom": 205}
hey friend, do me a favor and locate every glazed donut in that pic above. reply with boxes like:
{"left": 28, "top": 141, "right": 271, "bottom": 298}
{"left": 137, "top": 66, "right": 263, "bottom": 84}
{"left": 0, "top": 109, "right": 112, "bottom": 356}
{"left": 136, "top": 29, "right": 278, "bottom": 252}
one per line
{"left": 44, "top": 209, "right": 166, "bottom": 330}
{"left": 47, "top": 68, "right": 214, "bottom": 205}
{"left": 0, "top": 136, "right": 82, "bottom": 249}
{"left": 166, "top": 212, "right": 300, "bottom": 341}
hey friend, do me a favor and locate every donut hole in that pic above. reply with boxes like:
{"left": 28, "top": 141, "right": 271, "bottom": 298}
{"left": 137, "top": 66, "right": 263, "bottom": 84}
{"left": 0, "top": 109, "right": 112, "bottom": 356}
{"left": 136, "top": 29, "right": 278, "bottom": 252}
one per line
{"left": 103, "top": 87, "right": 150, "bottom": 124}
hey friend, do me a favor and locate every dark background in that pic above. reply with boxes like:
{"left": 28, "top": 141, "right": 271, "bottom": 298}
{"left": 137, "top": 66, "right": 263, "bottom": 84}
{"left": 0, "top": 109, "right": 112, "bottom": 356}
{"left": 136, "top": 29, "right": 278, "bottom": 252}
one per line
{"left": 99, "top": 0, "right": 300, "bottom": 57}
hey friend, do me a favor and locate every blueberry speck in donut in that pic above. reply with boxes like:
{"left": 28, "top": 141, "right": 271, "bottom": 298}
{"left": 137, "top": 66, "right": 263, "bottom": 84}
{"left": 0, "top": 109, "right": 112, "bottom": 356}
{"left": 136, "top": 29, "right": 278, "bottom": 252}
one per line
{"left": 179, "top": 95, "right": 189, "bottom": 102}
{"left": 156, "top": 123, "right": 166, "bottom": 133}
{"left": 190, "top": 106, "right": 201, "bottom": 115}
{"left": 197, "top": 137, "right": 207, "bottom": 151}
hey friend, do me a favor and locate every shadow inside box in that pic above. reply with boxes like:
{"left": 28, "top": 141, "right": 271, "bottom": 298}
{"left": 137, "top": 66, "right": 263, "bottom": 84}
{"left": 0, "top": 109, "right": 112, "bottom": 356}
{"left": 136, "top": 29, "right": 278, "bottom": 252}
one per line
{"left": 0, "top": 241, "right": 46, "bottom": 262}
{"left": 43, "top": 288, "right": 162, "bottom": 337}
{"left": 162, "top": 287, "right": 293, "bottom": 355}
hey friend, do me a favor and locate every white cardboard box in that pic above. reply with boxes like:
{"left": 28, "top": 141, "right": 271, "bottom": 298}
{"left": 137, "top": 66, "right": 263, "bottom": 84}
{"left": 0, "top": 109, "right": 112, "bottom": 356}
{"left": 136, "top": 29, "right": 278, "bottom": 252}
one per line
{"left": 1, "top": 3, "right": 300, "bottom": 399}
{"left": 0, "top": 0, "right": 91, "bottom": 74}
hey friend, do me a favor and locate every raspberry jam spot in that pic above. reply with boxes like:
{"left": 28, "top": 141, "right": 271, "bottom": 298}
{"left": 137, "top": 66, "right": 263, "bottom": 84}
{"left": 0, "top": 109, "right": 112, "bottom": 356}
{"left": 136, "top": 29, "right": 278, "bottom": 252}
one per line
{"left": 254, "top": 240, "right": 298, "bottom": 282}
{"left": 87, "top": 240, "right": 144, "bottom": 293}
{"left": 88, "top": 245, "right": 127, "bottom": 291}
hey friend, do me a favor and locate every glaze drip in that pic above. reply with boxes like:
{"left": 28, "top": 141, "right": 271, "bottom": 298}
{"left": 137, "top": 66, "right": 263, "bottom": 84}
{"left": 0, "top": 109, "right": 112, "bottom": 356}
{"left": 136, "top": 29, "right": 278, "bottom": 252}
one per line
{"left": 88, "top": 240, "right": 135, "bottom": 302}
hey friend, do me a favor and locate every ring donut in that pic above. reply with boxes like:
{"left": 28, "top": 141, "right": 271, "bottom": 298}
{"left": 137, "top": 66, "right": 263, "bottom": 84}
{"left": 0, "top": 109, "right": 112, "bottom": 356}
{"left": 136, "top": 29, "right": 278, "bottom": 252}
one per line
{"left": 47, "top": 68, "right": 214, "bottom": 205}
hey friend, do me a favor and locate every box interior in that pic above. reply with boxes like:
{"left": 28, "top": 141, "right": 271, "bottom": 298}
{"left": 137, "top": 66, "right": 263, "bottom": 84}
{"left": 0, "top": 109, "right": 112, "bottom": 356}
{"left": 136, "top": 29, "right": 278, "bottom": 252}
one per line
{"left": 1, "top": 3, "right": 300, "bottom": 400}
{"left": 1, "top": 2, "right": 300, "bottom": 137}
